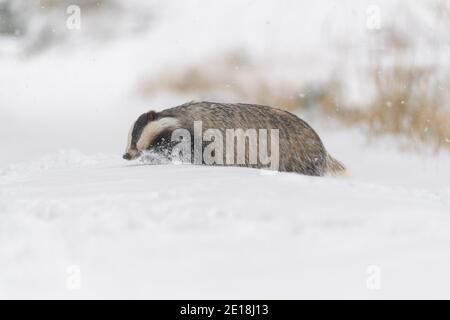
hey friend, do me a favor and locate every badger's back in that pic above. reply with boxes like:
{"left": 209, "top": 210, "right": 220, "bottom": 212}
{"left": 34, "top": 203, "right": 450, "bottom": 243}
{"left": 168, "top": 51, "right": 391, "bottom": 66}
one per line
{"left": 157, "top": 101, "right": 345, "bottom": 176}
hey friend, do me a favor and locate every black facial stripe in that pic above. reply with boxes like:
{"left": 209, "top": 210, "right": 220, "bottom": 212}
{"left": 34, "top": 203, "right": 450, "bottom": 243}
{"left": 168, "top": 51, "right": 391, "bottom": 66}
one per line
{"left": 131, "top": 113, "right": 150, "bottom": 145}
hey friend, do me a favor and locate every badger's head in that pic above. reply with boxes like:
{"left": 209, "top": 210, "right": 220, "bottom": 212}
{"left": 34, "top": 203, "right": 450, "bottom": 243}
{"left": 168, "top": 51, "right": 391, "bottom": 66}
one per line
{"left": 123, "top": 111, "right": 179, "bottom": 160}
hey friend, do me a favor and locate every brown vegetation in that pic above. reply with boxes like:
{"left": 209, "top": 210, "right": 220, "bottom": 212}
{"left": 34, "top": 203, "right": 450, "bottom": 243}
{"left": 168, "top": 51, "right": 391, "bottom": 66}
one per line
{"left": 137, "top": 52, "right": 304, "bottom": 112}
{"left": 138, "top": 47, "right": 449, "bottom": 152}
{"left": 138, "top": 0, "right": 450, "bottom": 152}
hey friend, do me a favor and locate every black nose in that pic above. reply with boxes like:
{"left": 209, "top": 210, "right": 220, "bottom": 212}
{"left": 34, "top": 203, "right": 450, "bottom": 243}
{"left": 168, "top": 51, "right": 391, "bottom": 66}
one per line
{"left": 123, "top": 153, "right": 132, "bottom": 160}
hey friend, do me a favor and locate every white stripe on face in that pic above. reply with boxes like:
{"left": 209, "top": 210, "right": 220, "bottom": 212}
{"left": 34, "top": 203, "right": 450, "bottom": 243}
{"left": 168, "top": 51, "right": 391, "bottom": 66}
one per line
{"left": 125, "top": 121, "right": 135, "bottom": 153}
{"left": 136, "top": 117, "right": 180, "bottom": 151}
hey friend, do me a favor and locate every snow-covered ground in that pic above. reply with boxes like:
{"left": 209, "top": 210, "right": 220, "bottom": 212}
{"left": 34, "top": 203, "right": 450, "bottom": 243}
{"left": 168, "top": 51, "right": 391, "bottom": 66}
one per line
{"left": 1, "top": 126, "right": 450, "bottom": 299}
{"left": 1, "top": 0, "right": 449, "bottom": 299}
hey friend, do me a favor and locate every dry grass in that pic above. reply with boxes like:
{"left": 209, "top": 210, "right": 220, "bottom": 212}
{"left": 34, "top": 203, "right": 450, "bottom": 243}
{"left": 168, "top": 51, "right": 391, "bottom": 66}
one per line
{"left": 366, "top": 66, "right": 449, "bottom": 150}
{"left": 137, "top": 50, "right": 450, "bottom": 151}
{"left": 138, "top": 1, "right": 450, "bottom": 152}
{"left": 325, "top": 14, "right": 450, "bottom": 151}
{"left": 318, "top": 66, "right": 450, "bottom": 151}
{"left": 137, "top": 52, "right": 305, "bottom": 112}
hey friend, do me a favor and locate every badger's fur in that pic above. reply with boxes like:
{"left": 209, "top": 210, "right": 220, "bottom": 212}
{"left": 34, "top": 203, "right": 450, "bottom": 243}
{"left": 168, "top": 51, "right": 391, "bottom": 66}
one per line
{"left": 124, "top": 101, "right": 346, "bottom": 176}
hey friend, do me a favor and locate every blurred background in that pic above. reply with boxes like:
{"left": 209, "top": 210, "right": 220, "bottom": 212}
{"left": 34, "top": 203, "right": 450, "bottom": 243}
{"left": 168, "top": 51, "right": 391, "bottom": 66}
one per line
{"left": 1, "top": 0, "right": 450, "bottom": 300}
{"left": 0, "top": 0, "right": 449, "bottom": 165}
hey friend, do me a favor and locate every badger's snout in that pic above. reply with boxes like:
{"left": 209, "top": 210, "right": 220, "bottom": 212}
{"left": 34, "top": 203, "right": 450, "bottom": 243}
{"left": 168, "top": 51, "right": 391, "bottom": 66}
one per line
{"left": 123, "top": 149, "right": 142, "bottom": 160}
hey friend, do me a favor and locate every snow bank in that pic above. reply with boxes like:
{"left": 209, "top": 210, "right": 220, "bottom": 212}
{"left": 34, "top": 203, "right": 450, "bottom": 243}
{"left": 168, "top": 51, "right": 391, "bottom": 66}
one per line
{"left": 1, "top": 126, "right": 450, "bottom": 299}
{"left": 1, "top": 0, "right": 449, "bottom": 299}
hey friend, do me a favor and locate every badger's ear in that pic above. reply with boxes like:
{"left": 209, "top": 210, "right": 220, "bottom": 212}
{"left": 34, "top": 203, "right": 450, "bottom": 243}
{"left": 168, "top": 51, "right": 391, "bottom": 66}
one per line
{"left": 147, "top": 111, "right": 157, "bottom": 121}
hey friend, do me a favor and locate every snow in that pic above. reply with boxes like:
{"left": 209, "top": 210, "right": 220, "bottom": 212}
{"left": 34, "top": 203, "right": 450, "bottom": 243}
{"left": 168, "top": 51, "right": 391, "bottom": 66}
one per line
{"left": 1, "top": 126, "right": 450, "bottom": 299}
{"left": 1, "top": 0, "right": 450, "bottom": 299}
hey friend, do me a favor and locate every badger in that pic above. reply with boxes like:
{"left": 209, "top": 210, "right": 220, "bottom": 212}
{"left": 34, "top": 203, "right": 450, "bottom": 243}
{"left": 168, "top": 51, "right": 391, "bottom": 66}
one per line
{"left": 123, "top": 101, "right": 345, "bottom": 176}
